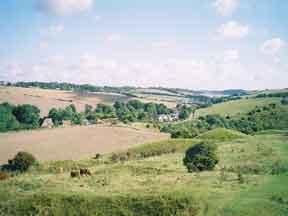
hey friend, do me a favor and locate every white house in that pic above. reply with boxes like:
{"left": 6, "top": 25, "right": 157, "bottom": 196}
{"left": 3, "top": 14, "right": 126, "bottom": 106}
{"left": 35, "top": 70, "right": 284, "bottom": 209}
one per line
{"left": 41, "top": 118, "right": 54, "bottom": 128}
{"left": 158, "top": 112, "right": 179, "bottom": 122}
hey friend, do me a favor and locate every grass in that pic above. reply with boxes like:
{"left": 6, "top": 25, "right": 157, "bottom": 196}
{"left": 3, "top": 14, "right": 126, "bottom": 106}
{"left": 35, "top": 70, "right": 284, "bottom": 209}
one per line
{"left": 196, "top": 128, "right": 248, "bottom": 141}
{"left": 196, "top": 97, "right": 281, "bottom": 117}
{"left": 1, "top": 129, "right": 288, "bottom": 215}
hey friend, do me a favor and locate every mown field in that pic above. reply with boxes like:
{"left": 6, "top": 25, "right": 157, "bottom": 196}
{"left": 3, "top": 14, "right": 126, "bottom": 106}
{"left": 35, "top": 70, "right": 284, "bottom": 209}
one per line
{"left": 0, "top": 129, "right": 288, "bottom": 215}
{"left": 0, "top": 86, "right": 181, "bottom": 117}
{"left": 0, "top": 125, "right": 168, "bottom": 164}
{"left": 0, "top": 86, "right": 132, "bottom": 116}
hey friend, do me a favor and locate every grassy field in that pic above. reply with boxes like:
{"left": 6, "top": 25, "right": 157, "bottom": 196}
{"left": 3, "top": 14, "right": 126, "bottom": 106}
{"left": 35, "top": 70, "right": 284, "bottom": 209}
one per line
{"left": 0, "top": 125, "right": 168, "bottom": 164}
{"left": 196, "top": 97, "right": 282, "bottom": 117}
{"left": 0, "top": 129, "right": 287, "bottom": 215}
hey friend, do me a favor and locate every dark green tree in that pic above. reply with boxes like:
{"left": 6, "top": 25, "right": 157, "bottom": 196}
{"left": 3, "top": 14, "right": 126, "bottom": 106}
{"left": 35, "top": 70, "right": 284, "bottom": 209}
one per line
{"left": 0, "top": 103, "right": 20, "bottom": 132}
{"left": 183, "top": 142, "right": 218, "bottom": 172}
{"left": 13, "top": 104, "right": 40, "bottom": 128}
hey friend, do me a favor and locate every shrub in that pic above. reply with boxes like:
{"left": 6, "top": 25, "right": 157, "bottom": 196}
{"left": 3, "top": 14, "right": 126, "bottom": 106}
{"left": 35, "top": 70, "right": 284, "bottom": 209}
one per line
{"left": 237, "top": 171, "right": 245, "bottom": 184}
{"left": 2, "top": 152, "right": 37, "bottom": 172}
{"left": 110, "top": 153, "right": 120, "bottom": 163}
{"left": 183, "top": 142, "right": 218, "bottom": 172}
{"left": 171, "top": 128, "right": 198, "bottom": 139}
{"left": 0, "top": 171, "right": 9, "bottom": 181}
{"left": 94, "top": 153, "right": 101, "bottom": 160}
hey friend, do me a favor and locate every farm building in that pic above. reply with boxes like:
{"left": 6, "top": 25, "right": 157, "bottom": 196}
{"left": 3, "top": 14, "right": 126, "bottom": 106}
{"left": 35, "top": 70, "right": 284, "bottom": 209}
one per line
{"left": 158, "top": 112, "right": 179, "bottom": 122}
{"left": 41, "top": 118, "right": 54, "bottom": 128}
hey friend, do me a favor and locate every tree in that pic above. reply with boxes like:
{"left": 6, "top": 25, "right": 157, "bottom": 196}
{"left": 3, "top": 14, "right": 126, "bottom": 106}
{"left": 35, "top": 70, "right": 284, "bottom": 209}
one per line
{"left": 127, "top": 100, "right": 144, "bottom": 110}
{"left": 281, "top": 97, "right": 288, "bottom": 105}
{"left": 95, "top": 103, "right": 115, "bottom": 118}
{"left": 13, "top": 104, "right": 40, "bottom": 128}
{"left": 179, "top": 109, "right": 190, "bottom": 120}
{"left": 71, "top": 113, "right": 85, "bottom": 125}
{"left": 0, "top": 103, "right": 19, "bottom": 132}
{"left": 68, "top": 104, "right": 77, "bottom": 113}
{"left": 171, "top": 127, "right": 198, "bottom": 139}
{"left": 62, "top": 106, "right": 74, "bottom": 120}
{"left": 48, "top": 108, "right": 63, "bottom": 125}
{"left": 85, "top": 104, "right": 93, "bottom": 114}
{"left": 183, "top": 142, "right": 218, "bottom": 172}
{"left": 86, "top": 112, "right": 98, "bottom": 124}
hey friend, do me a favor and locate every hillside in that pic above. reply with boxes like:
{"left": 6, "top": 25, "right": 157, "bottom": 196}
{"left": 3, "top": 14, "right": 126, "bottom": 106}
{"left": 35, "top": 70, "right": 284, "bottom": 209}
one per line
{"left": 196, "top": 128, "right": 248, "bottom": 141}
{"left": 0, "top": 130, "right": 287, "bottom": 215}
{"left": 195, "top": 97, "right": 282, "bottom": 117}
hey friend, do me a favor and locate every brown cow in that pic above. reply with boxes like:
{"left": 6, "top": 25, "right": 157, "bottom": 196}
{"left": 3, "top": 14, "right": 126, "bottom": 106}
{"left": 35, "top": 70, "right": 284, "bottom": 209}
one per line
{"left": 70, "top": 170, "right": 80, "bottom": 178}
{"left": 80, "top": 168, "right": 92, "bottom": 176}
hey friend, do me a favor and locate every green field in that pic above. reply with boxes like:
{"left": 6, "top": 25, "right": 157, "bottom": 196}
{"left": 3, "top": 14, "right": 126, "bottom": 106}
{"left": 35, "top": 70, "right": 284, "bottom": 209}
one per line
{"left": 196, "top": 98, "right": 281, "bottom": 117}
{"left": 1, "top": 129, "right": 288, "bottom": 215}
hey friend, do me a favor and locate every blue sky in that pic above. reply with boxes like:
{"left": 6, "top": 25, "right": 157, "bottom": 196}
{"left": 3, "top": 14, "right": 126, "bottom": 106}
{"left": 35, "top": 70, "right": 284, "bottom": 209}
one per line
{"left": 0, "top": 0, "right": 287, "bottom": 90}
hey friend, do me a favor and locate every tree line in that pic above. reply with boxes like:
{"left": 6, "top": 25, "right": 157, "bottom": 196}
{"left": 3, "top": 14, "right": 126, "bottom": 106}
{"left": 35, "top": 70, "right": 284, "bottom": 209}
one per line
{"left": 0, "top": 99, "right": 193, "bottom": 132}
{"left": 0, "top": 103, "right": 40, "bottom": 132}
{"left": 160, "top": 103, "right": 288, "bottom": 138}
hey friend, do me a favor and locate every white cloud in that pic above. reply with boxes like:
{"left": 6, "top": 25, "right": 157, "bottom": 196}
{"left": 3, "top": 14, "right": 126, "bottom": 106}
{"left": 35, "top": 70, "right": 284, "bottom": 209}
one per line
{"left": 151, "top": 41, "right": 173, "bottom": 48}
{"left": 38, "top": 0, "right": 94, "bottom": 15}
{"left": 40, "top": 24, "right": 64, "bottom": 35}
{"left": 217, "top": 21, "right": 249, "bottom": 39}
{"left": 79, "top": 55, "right": 118, "bottom": 69}
{"left": 223, "top": 49, "right": 239, "bottom": 62}
{"left": 260, "top": 38, "right": 286, "bottom": 55}
{"left": 39, "top": 41, "right": 49, "bottom": 49}
{"left": 106, "top": 34, "right": 122, "bottom": 42}
{"left": 213, "top": 0, "right": 239, "bottom": 16}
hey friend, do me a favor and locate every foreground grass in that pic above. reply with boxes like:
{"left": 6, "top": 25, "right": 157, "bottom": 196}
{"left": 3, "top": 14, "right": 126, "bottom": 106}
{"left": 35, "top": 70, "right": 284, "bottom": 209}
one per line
{"left": 0, "top": 130, "right": 288, "bottom": 215}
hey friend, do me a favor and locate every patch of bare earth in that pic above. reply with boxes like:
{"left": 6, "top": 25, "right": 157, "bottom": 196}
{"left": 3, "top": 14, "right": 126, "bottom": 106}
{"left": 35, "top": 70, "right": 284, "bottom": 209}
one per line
{"left": 0, "top": 125, "right": 169, "bottom": 163}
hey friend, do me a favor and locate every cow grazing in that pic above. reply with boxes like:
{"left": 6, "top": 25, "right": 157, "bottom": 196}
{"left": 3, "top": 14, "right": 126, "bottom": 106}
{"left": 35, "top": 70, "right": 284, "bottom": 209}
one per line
{"left": 80, "top": 168, "right": 92, "bottom": 176}
{"left": 70, "top": 171, "right": 80, "bottom": 178}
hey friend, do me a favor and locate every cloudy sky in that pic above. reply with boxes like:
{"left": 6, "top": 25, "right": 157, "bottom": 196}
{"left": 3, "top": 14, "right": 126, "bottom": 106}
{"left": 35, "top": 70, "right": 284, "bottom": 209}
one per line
{"left": 0, "top": 0, "right": 287, "bottom": 90}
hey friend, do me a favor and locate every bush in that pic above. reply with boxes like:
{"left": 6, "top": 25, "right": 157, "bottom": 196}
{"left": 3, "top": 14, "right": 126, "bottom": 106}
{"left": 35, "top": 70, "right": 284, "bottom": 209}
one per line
{"left": 0, "top": 104, "right": 20, "bottom": 132}
{"left": 171, "top": 128, "right": 198, "bottom": 139}
{"left": 0, "top": 171, "right": 9, "bottom": 181}
{"left": 2, "top": 152, "right": 37, "bottom": 172}
{"left": 13, "top": 104, "right": 40, "bottom": 128}
{"left": 183, "top": 142, "right": 218, "bottom": 172}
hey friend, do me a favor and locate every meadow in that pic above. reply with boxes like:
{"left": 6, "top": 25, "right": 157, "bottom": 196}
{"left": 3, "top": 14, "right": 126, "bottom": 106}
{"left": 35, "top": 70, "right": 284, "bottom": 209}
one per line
{"left": 0, "top": 129, "right": 288, "bottom": 215}
{"left": 195, "top": 97, "right": 282, "bottom": 117}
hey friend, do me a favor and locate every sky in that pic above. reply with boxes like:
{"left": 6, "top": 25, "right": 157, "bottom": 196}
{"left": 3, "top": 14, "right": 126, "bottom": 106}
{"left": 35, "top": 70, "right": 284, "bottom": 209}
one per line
{"left": 0, "top": 0, "right": 287, "bottom": 90}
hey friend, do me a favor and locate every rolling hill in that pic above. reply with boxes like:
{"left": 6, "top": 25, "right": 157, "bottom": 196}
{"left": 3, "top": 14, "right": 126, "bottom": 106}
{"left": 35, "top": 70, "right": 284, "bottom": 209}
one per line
{"left": 0, "top": 130, "right": 287, "bottom": 215}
